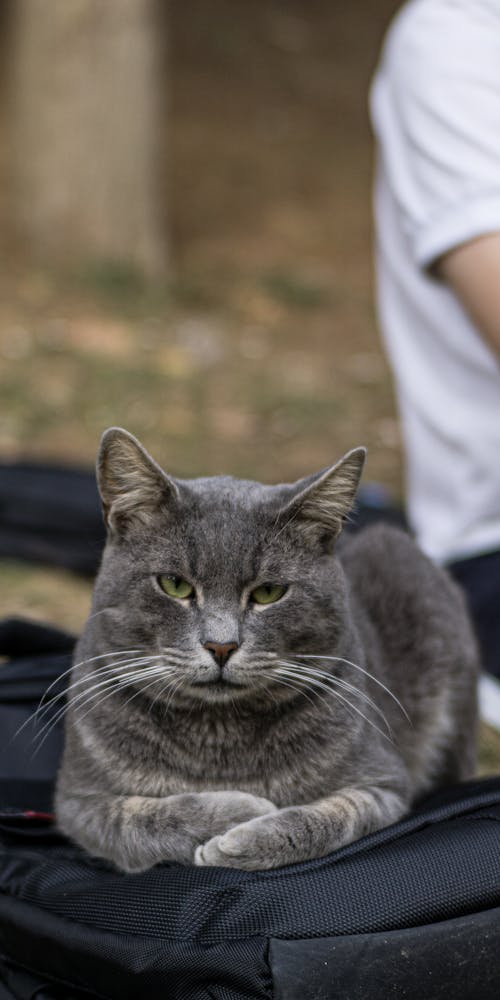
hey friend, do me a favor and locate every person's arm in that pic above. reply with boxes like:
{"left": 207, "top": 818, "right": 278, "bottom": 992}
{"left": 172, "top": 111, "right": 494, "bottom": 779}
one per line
{"left": 437, "top": 233, "right": 500, "bottom": 358}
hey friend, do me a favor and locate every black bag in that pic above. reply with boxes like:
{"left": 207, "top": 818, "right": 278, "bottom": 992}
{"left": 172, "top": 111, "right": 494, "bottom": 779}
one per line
{"left": 0, "top": 619, "right": 499, "bottom": 999}
{"left": 0, "top": 463, "right": 105, "bottom": 575}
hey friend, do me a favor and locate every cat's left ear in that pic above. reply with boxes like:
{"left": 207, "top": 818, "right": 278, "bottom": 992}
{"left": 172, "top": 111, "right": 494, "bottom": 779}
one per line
{"left": 281, "top": 447, "right": 366, "bottom": 548}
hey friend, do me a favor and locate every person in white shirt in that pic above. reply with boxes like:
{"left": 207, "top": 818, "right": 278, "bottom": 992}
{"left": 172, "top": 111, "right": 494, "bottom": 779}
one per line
{"left": 370, "top": 0, "right": 500, "bottom": 707}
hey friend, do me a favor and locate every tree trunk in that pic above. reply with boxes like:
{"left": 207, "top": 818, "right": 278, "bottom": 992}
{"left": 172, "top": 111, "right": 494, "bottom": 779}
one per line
{"left": 6, "top": 0, "right": 168, "bottom": 280}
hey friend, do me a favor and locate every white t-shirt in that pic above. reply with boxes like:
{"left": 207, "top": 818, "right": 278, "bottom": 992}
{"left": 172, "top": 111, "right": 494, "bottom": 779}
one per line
{"left": 371, "top": 0, "right": 500, "bottom": 564}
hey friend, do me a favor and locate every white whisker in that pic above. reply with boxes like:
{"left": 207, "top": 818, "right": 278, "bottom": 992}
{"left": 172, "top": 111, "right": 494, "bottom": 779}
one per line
{"left": 37, "top": 656, "right": 161, "bottom": 715}
{"left": 274, "top": 665, "right": 356, "bottom": 720}
{"left": 34, "top": 649, "right": 142, "bottom": 717}
{"left": 275, "top": 664, "right": 394, "bottom": 743}
{"left": 295, "top": 654, "right": 411, "bottom": 723}
{"left": 31, "top": 663, "right": 175, "bottom": 751}
{"left": 163, "top": 675, "right": 186, "bottom": 714}
{"left": 26, "top": 655, "right": 166, "bottom": 737}
{"left": 279, "top": 659, "right": 393, "bottom": 734}
{"left": 262, "top": 670, "right": 318, "bottom": 710}
{"left": 119, "top": 672, "right": 178, "bottom": 714}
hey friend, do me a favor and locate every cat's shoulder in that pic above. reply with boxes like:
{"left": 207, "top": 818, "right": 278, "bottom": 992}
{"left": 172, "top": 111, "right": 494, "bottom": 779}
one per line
{"left": 340, "top": 521, "right": 421, "bottom": 566}
{"left": 339, "top": 522, "right": 456, "bottom": 593}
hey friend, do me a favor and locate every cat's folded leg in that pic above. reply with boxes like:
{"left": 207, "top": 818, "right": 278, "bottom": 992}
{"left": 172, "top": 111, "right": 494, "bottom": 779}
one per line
{"left": 194, "top": 785, "right": 408, "bottom": 870}
{"left": 55, "top": 789, "right": 277, "bottom": 872}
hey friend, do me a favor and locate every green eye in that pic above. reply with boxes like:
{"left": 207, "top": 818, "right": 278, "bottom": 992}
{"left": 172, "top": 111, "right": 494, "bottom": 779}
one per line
{"left": 250, "top": 583, "right": 286, "bottom": 606}
{"left": 158, "top": 575, "right": 194, "bottom": 600}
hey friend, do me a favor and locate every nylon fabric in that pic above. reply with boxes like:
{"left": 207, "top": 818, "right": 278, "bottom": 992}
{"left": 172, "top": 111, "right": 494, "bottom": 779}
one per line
{"left": 0, "top": 897, "right": 272, "bottom": 1000}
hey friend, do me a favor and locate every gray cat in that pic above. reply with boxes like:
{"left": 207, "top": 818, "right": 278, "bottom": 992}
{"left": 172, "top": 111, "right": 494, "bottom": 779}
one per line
{"left": 55, "top": 428, "right": 478, "bottom": 872}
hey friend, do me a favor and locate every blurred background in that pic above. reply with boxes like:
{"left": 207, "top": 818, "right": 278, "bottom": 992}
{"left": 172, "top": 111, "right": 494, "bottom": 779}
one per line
{"left": 0, "top": 0, "right": 403, "bottom": 631}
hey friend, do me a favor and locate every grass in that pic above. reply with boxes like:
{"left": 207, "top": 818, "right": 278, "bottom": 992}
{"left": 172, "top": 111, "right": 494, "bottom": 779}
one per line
{"left": 0, "top": 561, "right": 92, "bottom": 635}
{"left": 478, "top": 724, "right": 500, "bottom": 777}
{"left": 260, "top": 270, "right": 331, "bottom": 309}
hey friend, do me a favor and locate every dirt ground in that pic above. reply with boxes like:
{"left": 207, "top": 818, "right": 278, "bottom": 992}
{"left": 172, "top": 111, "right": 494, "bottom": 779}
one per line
{"left": 0, "top": 0, "right": 498, "bottom": 769}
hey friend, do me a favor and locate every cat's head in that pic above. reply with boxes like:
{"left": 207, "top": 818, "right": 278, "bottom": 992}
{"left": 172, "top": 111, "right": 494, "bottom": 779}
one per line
{"left": 85, "top": 428, "right": 365, "bottom": 708}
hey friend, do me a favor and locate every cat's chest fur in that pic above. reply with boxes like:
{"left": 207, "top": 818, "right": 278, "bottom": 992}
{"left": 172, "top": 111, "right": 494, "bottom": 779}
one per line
{"left": 82, "top": 693, "right": 346, "bottom": 808}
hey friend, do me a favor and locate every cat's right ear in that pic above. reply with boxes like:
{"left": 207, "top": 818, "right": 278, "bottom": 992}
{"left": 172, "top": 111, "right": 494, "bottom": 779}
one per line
{"left": 97, "top": 427, "right": 179, "bottom": 536}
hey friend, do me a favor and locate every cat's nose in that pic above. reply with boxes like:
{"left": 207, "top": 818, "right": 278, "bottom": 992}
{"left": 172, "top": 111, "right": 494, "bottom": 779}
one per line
{"left": 204, "top": 641, "right": 239, "bottom": 668}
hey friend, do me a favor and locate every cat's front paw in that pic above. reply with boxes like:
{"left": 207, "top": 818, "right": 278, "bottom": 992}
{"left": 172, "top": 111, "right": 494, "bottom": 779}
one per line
{"left": 194, "top": 812, "right": 288, "bottom": 870}
{"left": 194, "top": 790, "right": 277, "bottom": 833}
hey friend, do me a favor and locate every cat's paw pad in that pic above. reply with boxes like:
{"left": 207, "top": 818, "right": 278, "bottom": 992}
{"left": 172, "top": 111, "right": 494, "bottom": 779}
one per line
{"left": 194, "top": 814, "right": 280, "bottom": 870}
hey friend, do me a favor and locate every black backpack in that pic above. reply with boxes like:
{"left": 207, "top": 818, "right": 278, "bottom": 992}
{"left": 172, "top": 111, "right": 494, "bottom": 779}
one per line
{"left": 0, "top": 617, "right": 499, "bottom": 1000}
